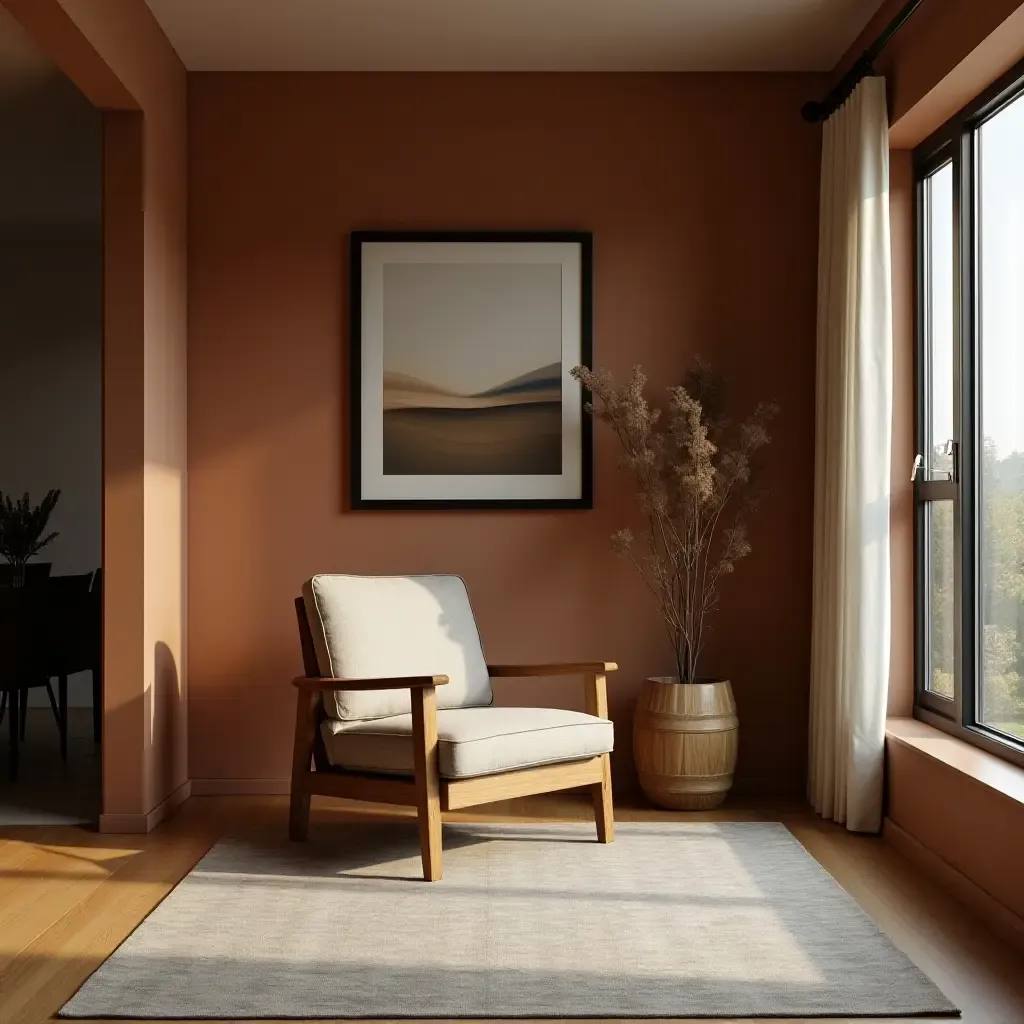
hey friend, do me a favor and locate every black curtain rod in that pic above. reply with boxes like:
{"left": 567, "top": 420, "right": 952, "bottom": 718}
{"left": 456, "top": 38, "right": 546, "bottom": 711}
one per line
{"left": 801, "top": 0, "right": 927, "bottom": 123}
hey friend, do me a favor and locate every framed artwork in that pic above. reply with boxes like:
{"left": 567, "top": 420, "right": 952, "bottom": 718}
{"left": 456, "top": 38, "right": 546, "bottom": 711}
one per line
{"left": 349, "top": 230, "right": 593, "bottom": 510}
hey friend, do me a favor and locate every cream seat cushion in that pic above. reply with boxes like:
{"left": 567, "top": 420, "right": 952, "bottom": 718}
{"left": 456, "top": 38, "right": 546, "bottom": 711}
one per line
{"left": 302, "top": 574, "right": 493, "bottom": 721}
{"left": 321, "top": 706, "right": 614, "bottom": 779}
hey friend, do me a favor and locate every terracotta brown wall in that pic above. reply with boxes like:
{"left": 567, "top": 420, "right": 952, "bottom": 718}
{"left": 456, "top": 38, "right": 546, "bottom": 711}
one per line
{"left": 186, "top": 72, "right": 822, "bottom": 793}
{"left": 3, "top": 0, "right": 188, "bottom": 825}
{"left": 887, "top": 741, "right": 1024, "bottom": 926}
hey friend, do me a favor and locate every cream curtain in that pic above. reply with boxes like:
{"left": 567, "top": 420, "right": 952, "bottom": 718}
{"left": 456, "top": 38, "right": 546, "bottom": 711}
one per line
{"left": 808, "top": 77, "right": 893, "bottom": 833}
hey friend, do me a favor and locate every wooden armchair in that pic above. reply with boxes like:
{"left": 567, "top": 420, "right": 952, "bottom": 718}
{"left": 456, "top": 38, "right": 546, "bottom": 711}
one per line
{"left": 289, "top": 574, "right": 616, "bottom": 881}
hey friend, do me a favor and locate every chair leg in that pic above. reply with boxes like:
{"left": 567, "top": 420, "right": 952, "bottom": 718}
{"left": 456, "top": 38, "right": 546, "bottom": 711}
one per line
{"left": 288, "top": 689, "right": 317, "bottom": 842}
{"left": 19, "top": 688, "right": 28, "bottom": 740}
{"left": 92, "top": 665, "right": 102, "bottom": 743}
{"left": 411, "top": 686, "right": 442, "bottom": 881}
{"left": 583, "top": 673, "right": 615, "bottom": 844}
{"left": 0, "top": 689, "right": 6, "bottom": 727}
{"left": 8, "top": 688, "right": 19, "bottom": 782}
{"left": 58, "top": 675, "right": 68, "bottom": 764}
{"left": 45, "top": 681, "right": 60, "bottom": 727}
{"left": 289, "top": 784, "right": 311, "bottom": 843}
{"left": 592, "top": 752, "right": 615, "bottom": 843}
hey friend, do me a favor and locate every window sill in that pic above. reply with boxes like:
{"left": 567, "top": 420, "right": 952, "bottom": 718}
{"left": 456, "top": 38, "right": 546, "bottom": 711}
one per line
{"left": 886, "top": 717, "right": 1024, "bottom": 808}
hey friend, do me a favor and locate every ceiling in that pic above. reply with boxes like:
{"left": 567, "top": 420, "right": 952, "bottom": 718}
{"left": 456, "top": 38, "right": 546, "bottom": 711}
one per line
{"left": 143, "top": 0, "right": 885, "bottom": 73}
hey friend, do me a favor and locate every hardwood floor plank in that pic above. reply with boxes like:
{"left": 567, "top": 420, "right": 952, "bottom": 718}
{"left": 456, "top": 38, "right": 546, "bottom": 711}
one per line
{"left": 0, "top": 832, "right": 215, "bottom": 1024}
{"left": 0, "top": 837, "right": 145, "bottom": 963}
{"left": 0, "top": 838, "right": 45, "bottom": 876}
{"left": 0, "top": 846, "right": 123, "bottom": 969}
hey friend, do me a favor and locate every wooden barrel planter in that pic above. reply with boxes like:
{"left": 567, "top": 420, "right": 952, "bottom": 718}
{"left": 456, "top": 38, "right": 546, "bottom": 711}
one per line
{"left": 633, "top": 677, "right": 738, "bottom": 810}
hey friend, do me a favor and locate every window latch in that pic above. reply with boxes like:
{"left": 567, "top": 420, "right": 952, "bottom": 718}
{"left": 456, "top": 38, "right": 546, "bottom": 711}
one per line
{"left": 913, "top": 444, "right": 958, "bottom": 483}
{"left": 942, "top": 439, "right": 959, "bottom": 483}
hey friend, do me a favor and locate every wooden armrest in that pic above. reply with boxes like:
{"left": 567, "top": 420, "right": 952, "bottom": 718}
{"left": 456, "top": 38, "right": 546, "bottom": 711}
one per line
{"left": 292, "top": 675, "right": 448, "bottom": 692}
{"left": 487, "top": 662, "right": 617, "bottom": 677}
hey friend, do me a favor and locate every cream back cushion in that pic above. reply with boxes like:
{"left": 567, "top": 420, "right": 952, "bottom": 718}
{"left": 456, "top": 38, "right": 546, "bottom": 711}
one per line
{"left": 301, "top": 574, "right": 493, "bottom": 721}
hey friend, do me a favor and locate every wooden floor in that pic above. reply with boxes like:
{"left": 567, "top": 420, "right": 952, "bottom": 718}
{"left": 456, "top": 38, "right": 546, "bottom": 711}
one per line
{"left": 1, "top": 792, "right": 1022, "bottom": 1023}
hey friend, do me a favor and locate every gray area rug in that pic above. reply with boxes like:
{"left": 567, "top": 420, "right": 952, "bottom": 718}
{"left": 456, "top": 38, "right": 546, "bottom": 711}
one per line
{"left": 61, "top": 821, "right": 957, "bottom": 1019}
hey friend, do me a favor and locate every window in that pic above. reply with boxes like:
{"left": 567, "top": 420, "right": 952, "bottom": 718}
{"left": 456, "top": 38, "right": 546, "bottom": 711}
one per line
{"left": 915, "top": 60, "right": 1024, "bottom": 764}
{"left": 977, "top": 92, "right": 1024, "bottom": 742}
{"left": 919, "top": 160, "right": 955, "bottom": 701}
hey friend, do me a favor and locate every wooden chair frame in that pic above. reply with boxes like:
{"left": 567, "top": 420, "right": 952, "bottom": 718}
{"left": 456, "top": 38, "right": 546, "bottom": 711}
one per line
{"left": 289, "top": 598, "right": 616, "bottom": 880}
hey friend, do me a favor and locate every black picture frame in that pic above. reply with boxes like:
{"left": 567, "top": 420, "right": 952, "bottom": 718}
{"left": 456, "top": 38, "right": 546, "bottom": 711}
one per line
{"left": 349, "top": 230, "right": 593, "bottom": 511}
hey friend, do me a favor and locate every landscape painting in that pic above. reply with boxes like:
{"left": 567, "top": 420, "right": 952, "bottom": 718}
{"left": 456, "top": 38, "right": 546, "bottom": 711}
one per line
{"left": 350, "top": 232, "right": 592, "bottom": 510}
{"left": 381, "top": 261, "right": 563, "bottom": 476}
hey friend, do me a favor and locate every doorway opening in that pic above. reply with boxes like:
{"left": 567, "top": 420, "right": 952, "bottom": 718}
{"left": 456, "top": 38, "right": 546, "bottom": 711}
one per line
{"left": 0, "top": 6, "right": 102, "bottom": 825}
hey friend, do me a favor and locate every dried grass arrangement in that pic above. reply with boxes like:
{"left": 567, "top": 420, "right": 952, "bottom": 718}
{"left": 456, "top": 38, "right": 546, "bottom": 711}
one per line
{"left": 571, "top": 361, "right": 777, "bottom": 683}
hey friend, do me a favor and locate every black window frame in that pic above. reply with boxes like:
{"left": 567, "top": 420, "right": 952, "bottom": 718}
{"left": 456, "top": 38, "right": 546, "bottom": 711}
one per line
{"left": 913, "top": 55, "right": 1024, "bottom": 768}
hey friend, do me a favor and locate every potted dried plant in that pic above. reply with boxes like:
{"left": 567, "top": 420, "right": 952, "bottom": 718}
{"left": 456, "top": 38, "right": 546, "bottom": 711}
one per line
{"left": 0, "top": 489, "right": 61, "bottom": 587}
{"left": 571, "top": 362, "right": 777, "bottom": 809}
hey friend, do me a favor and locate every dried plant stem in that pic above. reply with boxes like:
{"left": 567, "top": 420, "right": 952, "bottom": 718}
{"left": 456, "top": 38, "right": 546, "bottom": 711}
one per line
{"left": 572, "top": 362, "right": 777, "bottom": 683}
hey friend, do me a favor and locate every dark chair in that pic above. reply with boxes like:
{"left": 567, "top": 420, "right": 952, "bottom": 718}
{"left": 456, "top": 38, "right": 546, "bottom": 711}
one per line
{"left": 3, "top": 573, "right": 94, "bottom": 736}
{"left": 46, "top": 572, "right": 94, "bottom": 597}
{"left": 0, "top": 588, "right": 52, "bottom": 781}
{"left": 89, "top": 567, "right": 102, "bottom": 742}
{"left": 0, "top": 572, "right": 95, "bottom": 773}
{"left": 39, "top": 572, "right": 95, "bottom": 759}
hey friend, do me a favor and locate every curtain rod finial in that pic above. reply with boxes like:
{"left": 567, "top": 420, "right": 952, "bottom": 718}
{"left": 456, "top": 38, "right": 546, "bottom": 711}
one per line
{"left": 802, "top": 100, "right": 824, "bottom": 123}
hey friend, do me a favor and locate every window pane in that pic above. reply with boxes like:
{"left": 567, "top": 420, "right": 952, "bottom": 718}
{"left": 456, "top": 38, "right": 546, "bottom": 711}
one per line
{"left": 927, "top": 500, "right": 956, "bottom": 698}
{"left": 978, "top": 93, "right": 1024, "bottom": 740}
{"left": 926, "top": 162, "right": 955, "bottom": 479}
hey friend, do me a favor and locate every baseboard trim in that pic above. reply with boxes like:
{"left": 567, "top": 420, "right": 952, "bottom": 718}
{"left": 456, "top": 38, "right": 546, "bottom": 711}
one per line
{"left": 99, "top": 780, "right": 192, "bottom": 834}
{"left": 883, "top": 816, "right": 1024, "bottom": 952}
{"left": 191, "top": 778, "right": 291, "bottom": 795}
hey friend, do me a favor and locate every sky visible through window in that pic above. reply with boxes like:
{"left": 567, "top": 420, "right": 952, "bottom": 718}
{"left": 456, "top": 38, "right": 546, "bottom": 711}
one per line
{"left": 929, "top": 92, "right": 1024, "bottom": 462}
{"left": 979, "top": 92, "right": 1024, "bottom": 738}
{"left": 979, "top": 93, "right": 1024, "bottom": 461}
{"left": 927, "top": 161, "right": 953, "bottom": 467}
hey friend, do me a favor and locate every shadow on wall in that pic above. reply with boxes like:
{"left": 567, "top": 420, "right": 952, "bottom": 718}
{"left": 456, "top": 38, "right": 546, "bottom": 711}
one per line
{"left": 151, "top": 640, "right": 186, "bottom": 808}
{"left": 103, "top": 640, "right": 186, "bottom": 820}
